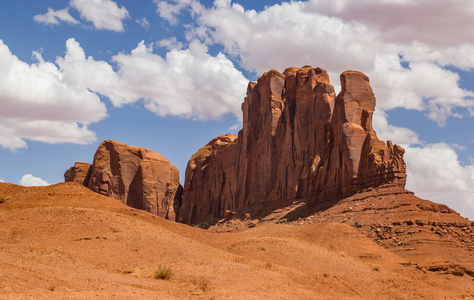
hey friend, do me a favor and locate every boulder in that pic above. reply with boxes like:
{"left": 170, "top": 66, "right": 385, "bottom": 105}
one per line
{"left": 178, "top": 66, "right": 406, "bottom": 224}
{"left": 64, "top": 162, "right": 91, "bottom": 186}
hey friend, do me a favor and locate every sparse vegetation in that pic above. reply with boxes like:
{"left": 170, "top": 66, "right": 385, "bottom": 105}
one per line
{"left": 190, "top": 279, "right": 209, "bottom": 294}
{"left": 153, "top": 266, "right": 174, "bottom": 280}
{"left": 232, "top": 256, "right": 247, "bottom": 264}
{"left": 0, "top": 196, "right": 8, "bottom": 203}
{"left": 265, "top": 262, "right": 272, "bottom": 269}
{"left": 372, "top": 265, "right": 381, "bottom": 272}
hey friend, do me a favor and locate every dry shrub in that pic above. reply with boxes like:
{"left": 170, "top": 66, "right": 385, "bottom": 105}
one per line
{"left": 154, "top": 266, "right": 174, "bottom": 280}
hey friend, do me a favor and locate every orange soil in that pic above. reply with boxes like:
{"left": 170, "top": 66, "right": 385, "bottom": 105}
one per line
{"left": 0, "top": 182, "right": 473, "bottom": 299}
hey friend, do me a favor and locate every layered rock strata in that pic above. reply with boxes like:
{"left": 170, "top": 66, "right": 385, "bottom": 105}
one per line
{"left": 179, "top": 66, "right": 406, "bottom": 224}
{"left": 65, "top": 140, "right": 182, "bottom": 220}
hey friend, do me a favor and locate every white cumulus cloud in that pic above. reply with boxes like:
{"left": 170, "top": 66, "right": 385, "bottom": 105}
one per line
{"left": 405, "top": 143, "right": 474, "bottom": 220}
{"left": 111, "top": 39, "right": 248, "bottom": 119}
{"left": 55, "top": 38, "right": 248, "bottom": 120}
{"left": 0, "top": 36, "right": 249, "bottom": 151}
{"left": 157, "top": 37, "right": 184, "bottom": 50}
{"left": 155, "top": 0, "right": 204, "bottom": 25}
{"left": 20, "top": 174, "right": 50, "bottom": 187}
{"left": 306, "top": 0, "right": 474, "bottom": 47}
{"left": 34, "top": 0, "right": 130, "bottom": 31}
{"left": 369, "top": 56, "right": 474, "bottom": 125}
{"left": 71, "top": 0, "right": 130, "bottom": 32}
{"left": 56, "top": 38, "right": 136, "bottom": 107}
{"left": 0, "top": 39, "right": 107, "bottom": 151}
{"left": 372, "top": 109, "right": 420, "bottom": 146}
{"left": 33, "top": 8, "right": 79, "bottom": 25}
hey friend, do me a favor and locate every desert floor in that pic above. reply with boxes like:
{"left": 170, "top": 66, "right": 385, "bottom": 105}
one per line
{"left": 1, "top": 182, "right": 473, "bottom": 299}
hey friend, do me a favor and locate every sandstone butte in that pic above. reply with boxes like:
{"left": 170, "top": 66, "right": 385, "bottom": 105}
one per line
{"left": 178, "top": 66, "right": 474, "bottom": 277}
{"left": 65, "top": 140, "right": 182, "bottom": 220}
{"left": 178, "top": 66, "right": 406, "bottom": 224}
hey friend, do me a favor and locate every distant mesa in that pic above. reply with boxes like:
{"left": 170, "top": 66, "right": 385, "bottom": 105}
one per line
{"left": 65, "top": 140, "right": 182, "bottom": 220}
{"left": 178, "top": 66, "right": 406, "bottom": 224}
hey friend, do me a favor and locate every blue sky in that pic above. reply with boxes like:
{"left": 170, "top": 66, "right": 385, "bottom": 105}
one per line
{"left": 0, "top": 0, "right": 473, "bottom": 219}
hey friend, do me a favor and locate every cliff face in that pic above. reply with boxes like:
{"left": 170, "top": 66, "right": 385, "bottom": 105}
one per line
{"left": 179, "top": 66, "right": 406, "bottom": 224}
{"left": 66, "top": 140, "right": 182, "bottom": 220}
{"left": 179, "top": 134, "right": 239, "bottom": 224}
{"left": 64, "top": 162, "right": 92, "bottom": 186}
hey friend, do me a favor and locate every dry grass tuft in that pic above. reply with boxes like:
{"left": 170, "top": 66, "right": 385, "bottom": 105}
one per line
{"left": 153, "top": 266, "right": 174, "bottom": 280}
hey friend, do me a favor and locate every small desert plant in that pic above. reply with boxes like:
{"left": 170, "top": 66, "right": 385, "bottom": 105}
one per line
{"left": 372, "top": 265, "right": 381, "bottom": 272}
{"left": 0, "top": 196, "right": 7, "bottom": 203}
{"left": 264, "top": 262, "right": 272, "bottom": 269}
{"left": 153, "top": 265, "right": 174, "bottom": 280}
{"left": 232, "top": 256, "right": 247, "bottom": 264}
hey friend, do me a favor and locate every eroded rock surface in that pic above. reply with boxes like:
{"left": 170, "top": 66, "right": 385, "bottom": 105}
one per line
{"left": 66, "top": 140, "right": 182, "bottom": 220}
{"left": 179, "top": 66, "right": 406, "bottom": 224}
{"left": 64, "top": 162, "right": 91, "bottom": 186}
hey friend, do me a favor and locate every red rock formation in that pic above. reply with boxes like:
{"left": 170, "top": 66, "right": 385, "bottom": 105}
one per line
{"left": 64, "top": 162, "right": 91, "bottom": 186}
{"left": 179, "top": 66, "right": 406, "bottom": 224}
{"left": 66, "top": 140, "right": 182, "bottom": 220}
{"left": 179, "top": 134, "right": 239, "bottom": 224}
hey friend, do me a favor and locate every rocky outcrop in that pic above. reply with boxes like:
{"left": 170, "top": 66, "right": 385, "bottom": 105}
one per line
{"left": 64, "top": 162, "right": 91, "bottom": 186}
{"left": 204, "top": 184, "right": 474, "bottom": 277}
{"left": 179, "top": 66, "right": 406, "bottom": 224}
{"left": 179, "top": 134, "right": 239, "bottom": 224}
{"left": 66, "top": 140, "right": 182, "bottom": 220}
